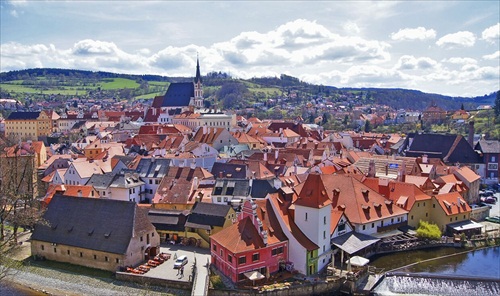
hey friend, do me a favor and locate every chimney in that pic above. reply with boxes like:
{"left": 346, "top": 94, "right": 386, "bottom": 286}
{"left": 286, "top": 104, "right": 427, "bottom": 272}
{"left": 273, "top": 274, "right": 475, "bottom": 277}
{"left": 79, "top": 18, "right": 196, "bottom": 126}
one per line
{"left": 422, "top": 154, "right": 428, "bottom": 164}
{"left": 274, "top": 149, "right": 279, "bottom": 160}
{"left": 368, "top": 159, "right": 376, "bottom": 177}
{"left": 203, "top": 125, "right": 207, "bottom": 135}
{"left": 398, "top": 161, "right": 406, "bottom": 182}
{"left": 190, "top": 161, "right": 196, "bottom": 170}
{"left": 193, "top": 177, "right": 199, "bottom": 190}
{"left": 264, "top": 152, "right": 268, "bottom": 162}
{"left": 219, "top": 171, "right": 223, "bottom": 178}
{"left": 468, "top": 121, "right": 475, "bottom": 147}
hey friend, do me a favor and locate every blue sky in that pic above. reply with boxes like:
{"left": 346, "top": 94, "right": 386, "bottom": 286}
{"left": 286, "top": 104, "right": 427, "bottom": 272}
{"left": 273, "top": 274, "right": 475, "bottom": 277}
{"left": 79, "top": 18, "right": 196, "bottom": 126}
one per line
{"left": 1, "top": 1, "right": 499, "bottom": 97}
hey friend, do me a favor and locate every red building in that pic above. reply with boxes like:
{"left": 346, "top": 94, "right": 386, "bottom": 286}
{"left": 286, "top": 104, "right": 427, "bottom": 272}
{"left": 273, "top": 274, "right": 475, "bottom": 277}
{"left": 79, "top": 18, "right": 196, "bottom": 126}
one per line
{"left": 210, "top": 200, "right": 288, "bottom": 283}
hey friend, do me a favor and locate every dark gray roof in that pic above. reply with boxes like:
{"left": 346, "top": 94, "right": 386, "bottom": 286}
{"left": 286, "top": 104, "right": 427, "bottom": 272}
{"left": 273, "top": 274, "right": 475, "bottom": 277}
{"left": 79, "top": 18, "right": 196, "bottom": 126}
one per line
{"left": 110, "top": 173, "right": 144, "bottom": 189}
{"left": 250, "top": 179, "right": 278, "bottom": 199}
{"left": 475, "top": 140, "right": 500, "bottom": 154}
{"left": 185, "top": 202, "right": 231, "bottom": 229}
{"left": 135, "top": 158, "right": 170, "bottom": 178}
{"left": 147, "top": 209, "right": 187, "bottom": 232}
{"left": 31, "top": 195, "right": 145, "bottom": 255}
{"left": 156, "top": 82, "right": 194, "bottom": 107}
{"left": 212, "top": 179, "right": 251, "bottom": 197}
{"left": 211, "top": 162, "right": 248, "bottom": 179}
{"left": 7, "top": 111, "right": 40, "bottom": 120}
{"left": 406, "top": 133, "right": 481, "bottom": 164}
{"left": 86, "top": 172, "right": 116, "bottom": 189}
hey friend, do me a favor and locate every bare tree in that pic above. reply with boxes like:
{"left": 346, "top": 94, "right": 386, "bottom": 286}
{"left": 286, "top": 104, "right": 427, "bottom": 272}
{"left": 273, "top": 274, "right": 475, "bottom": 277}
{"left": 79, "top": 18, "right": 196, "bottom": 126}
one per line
{"left": 0, "top": 137, "right": 46, "bottom": 282}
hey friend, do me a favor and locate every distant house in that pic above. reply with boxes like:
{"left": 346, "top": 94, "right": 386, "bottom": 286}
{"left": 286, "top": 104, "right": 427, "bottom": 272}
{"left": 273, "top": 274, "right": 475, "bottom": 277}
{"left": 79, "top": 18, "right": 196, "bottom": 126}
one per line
{"left": 31, "top": 195, "right": 160, "bottom": 271}
{"left": 474, "top": 139, "right": 500, "bottom": 185}
{"left": 131, "top": 157, "right": 171, "bottom": 202}
{"left": 211, "top": 178, "right": 251, "bottom": 208}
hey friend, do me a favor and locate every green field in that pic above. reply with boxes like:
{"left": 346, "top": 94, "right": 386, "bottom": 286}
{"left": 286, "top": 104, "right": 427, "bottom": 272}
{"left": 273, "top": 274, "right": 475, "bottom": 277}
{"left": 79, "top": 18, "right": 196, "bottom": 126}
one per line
{"left": 0, "top": 78, "right": 169, "bottom": 97}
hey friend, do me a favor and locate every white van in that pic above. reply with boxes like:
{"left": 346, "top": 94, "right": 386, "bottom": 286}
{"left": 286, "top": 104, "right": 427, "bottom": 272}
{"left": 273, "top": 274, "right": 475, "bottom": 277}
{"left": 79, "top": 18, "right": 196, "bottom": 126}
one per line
{"left": 174, "top": 255, "right": 188, "bottom": 269}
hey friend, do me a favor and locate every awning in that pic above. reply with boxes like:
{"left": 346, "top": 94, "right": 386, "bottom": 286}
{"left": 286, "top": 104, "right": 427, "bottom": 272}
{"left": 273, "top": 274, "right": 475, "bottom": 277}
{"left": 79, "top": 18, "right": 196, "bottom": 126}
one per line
{"left": 346, "top": 255, "right": 370, "bottom": 267}
{"left": 244, "top": 270, "right": 265, "bottom": 281}
{"left": 332, "top": 232, "right": 380, "bottom": 255}
{"left": 447, "top": 220, "right": 483, "bottom": 231}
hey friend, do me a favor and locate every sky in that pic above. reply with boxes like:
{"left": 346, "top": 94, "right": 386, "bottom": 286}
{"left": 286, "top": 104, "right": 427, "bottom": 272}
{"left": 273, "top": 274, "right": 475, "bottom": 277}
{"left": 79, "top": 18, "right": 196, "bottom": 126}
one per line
{"left": 1, "top": 1, "right": 499, "bottom": 97}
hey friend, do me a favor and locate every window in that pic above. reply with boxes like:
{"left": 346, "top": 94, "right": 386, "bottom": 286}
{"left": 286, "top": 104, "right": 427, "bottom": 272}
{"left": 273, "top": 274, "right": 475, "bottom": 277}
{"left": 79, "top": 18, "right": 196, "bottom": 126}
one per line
{"left": 228, "top": 255, "right": 232, "bottom": 263}
{"left": 213, "top": 244, "right": 217, "bottom": 251}
{"left": 152, "top": 232, "right": 155, "bottom": 237}
{"left": 80, "top": 252, "right": 83, "bottom": 257}
{"left": 433, "top": 204, "right": 436, "bottom": 208}
{"left": 238, "top": 256, "right": 246, "bottom": 264}
{"left": 363, "top": 225, "right": 366, "bottom": 230}
{"left": 116, "top": 258, "right": 119, "bottom": 263}
{"left": 149, "top": 180, "right": 152, "bottom": 184}
{"left": 41, "top": 245, "right": 44, "bottom": 251}
{"left": 323, "top": 231, "right": 326, "bottom": 239}
{"left": 492, "top": 156, "right": 496, "bottom": 162}
{"left": 105, "top": 256, "right": 109, "bottom": 262}
{"left": 94, "top": 255, "right": 97, "bottom": 260}
{"left": 252, "top": 253, "right": 260, "bottom": 261}
{"left": 54, "top": 248, "right": 57, "bottom": 253}
{"left": 324, "top": 216, "right": 326, "bottom": 225}
{"left": 67, "top": 250, "right": 70, "bottom": 255}
{"left": 305, "top": 212, "right": 308, "bottom": 221}
{"left": 488, "top": 163, "right": 498, "bottom": 170}
{"left": 372, "top": 223, "right": 375, "bottom": 228}
{"left": 140, "top": 236, "right": 143, "bottom": 242}
{"left": 411, "top": 215, "right": 414, "bottom": 220}
{"left": 426, "top": 213, "right": 428, "bottom": 217}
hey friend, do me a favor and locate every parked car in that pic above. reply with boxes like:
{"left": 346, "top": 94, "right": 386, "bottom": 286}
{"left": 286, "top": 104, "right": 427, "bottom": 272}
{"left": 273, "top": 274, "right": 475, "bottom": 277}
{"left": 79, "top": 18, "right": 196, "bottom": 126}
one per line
{"left": 173, "top": 255, "right": 188, "bottom": 269}
{"left": 484, "top": 190, "right": 494, "bottom": 197}
{"left": 485, "top": 216, "right": 500, "bottom": 224}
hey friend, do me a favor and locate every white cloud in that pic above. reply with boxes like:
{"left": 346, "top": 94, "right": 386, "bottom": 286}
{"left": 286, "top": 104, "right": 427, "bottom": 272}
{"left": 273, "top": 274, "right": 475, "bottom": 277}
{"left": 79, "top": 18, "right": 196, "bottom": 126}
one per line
{"left": 483, "top": 51, "right": 500, "bottom": 60}
{"left": 436, "top": 31, "right": 475, "bottom": 48}
{"left": 342, "top": 21, "right": 361, "bottom": 34}
{"left": 442, "top": 57, "right": 477, "bottom": 65}
{"left": 481, "top": 23, "right": 500, "bottom": 43}
{"left": 390, "top": 27, "right": 436, "bottom": 41}
{"left": 10, "top": 9, "right": 18, "bottom": 17}
{"left": 396, "top": 55, "right": 437, "bottom": 70}
{"left": 7, "top": 0, "right": 27, "bottom": 7}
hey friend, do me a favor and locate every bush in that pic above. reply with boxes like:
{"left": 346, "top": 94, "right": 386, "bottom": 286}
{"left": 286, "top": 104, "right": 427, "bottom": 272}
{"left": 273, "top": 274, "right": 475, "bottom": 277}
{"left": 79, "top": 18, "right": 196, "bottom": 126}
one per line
{"left": 416, "top": 220, "right": 442, "bottom": 240}
{"left": 210, "top": 274, "right": 225, "bottom": 289}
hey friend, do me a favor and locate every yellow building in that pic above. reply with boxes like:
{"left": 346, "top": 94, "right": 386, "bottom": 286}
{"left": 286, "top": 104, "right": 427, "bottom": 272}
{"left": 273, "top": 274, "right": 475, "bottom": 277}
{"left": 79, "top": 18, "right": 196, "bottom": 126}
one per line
{"left": 430, "top": 192, "right": 471, "bottom": 233}
{"left": 5, "top": 111, "right": 55, "bottom": 141}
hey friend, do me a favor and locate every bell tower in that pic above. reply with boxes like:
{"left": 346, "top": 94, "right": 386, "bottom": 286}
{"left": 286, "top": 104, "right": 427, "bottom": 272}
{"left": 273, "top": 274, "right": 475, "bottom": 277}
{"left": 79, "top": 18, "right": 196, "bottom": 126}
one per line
{"left": 194, "top": 56, "right": 204, "bottom": 108}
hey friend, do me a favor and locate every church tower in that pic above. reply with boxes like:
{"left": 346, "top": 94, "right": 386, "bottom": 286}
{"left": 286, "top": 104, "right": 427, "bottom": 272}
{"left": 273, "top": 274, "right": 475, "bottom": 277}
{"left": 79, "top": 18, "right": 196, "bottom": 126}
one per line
{"left": 193, "top": 57, "right": 204, "bottom": 108}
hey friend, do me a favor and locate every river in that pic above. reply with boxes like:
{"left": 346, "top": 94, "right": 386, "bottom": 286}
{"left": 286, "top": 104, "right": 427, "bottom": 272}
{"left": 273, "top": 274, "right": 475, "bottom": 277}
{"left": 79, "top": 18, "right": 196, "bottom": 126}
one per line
{"left": 371, "top": 246, "right": 500, "bottom": 295}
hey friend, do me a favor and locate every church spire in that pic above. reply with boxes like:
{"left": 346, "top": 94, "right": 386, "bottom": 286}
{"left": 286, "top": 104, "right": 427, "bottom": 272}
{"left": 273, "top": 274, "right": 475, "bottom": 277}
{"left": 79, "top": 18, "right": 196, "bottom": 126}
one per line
{"left": 194, "top": 55, "right": 202, "bottom": 84}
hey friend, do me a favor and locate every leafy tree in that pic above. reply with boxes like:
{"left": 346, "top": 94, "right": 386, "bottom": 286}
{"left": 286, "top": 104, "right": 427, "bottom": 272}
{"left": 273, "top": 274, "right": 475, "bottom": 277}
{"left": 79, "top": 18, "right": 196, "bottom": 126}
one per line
{"left": 416, "top": 220, "right": 442, "bottom": 240}
{"left": 495, "top": 90, "right": 500, "bottom": 118}
{"left": 217, "top": 81, "right": 251, "bottom": 109}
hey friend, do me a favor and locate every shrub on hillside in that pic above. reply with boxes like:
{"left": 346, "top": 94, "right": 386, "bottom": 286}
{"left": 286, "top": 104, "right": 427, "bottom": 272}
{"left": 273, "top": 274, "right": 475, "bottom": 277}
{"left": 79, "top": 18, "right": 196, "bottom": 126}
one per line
{"left": 416, "top": 220, "right": 442, "bottom": 240}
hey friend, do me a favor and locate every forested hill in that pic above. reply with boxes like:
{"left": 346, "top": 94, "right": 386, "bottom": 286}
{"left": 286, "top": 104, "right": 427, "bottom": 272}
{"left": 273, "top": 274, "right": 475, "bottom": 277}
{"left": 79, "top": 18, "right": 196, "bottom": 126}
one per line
{"left": 0, "top": 68, "right": 497, "bottom": 111}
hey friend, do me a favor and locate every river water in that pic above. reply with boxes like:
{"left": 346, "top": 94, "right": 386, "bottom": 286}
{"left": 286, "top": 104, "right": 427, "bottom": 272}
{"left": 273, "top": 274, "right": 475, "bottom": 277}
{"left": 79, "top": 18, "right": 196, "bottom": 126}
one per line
{"left": 371, "top": 246, "right": 500, "bottom": 295}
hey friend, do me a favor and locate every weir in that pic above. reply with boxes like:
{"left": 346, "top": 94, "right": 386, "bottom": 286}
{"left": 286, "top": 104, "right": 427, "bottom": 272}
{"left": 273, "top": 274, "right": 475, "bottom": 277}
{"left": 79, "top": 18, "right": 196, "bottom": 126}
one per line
{"left": 371, "top": 272, "right": 500, "bottom": 296}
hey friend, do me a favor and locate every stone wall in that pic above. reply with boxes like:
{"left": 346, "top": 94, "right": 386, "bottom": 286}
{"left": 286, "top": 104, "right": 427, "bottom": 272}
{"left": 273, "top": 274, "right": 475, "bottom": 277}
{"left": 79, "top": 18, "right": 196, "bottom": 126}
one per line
{"left": 116, "top": 271, "right": 192, "bottom": 291}
{"left": 207, "top": 280, "right": 341, "bottom": 296}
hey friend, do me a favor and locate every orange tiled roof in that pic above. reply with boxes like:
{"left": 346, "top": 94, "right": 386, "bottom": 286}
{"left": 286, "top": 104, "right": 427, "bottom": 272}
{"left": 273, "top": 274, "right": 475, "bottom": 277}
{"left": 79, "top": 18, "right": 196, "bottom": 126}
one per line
{"left": 434, "top": 192, "right": 471, "bottom": 216}
{"left": 210, "top": 216, "right": 265, "bottom": 253}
